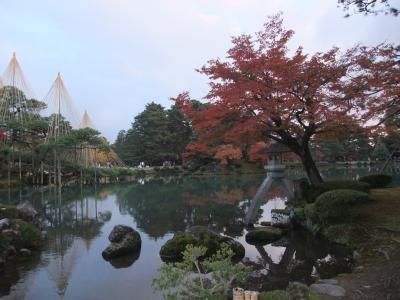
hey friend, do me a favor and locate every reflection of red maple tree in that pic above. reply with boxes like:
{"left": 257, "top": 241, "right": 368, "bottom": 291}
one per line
{"left": 182, "top": 187, "right": 245, "bottom": 206}
{"left": 175, "top": 14, "right": 399, "bottom": 185}
{"left": 213, "top": 187, "right": 244, "bottom": 205}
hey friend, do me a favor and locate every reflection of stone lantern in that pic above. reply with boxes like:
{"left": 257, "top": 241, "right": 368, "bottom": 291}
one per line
{"left": 244, "top": 141, "right": 294, "bottom": 225}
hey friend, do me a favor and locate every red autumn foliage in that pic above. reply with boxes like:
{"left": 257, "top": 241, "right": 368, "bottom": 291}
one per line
{"left": 175, "top": 14, "right": 399, "bottom": 185}
{"left": 248, "top": 143, "right": 269, "bottom": 164}
{"left": 214, "top": 144, "right": 242, "bottom": 165}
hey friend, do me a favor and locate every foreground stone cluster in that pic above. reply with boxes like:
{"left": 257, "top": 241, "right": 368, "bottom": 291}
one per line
{"left": 0, "top": 201, "right": 46, "bottom": 270}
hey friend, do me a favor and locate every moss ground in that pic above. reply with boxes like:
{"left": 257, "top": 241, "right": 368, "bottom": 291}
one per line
{"left": 319, "top": 187, "right": 400, "bottom": 300}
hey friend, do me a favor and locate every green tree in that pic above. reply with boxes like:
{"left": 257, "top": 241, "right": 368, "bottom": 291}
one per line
{"left": 115, "top": 102, "right": 193, "bottom": 166}
{"left": 372, "top": 138, "right": 390, "bottom": 160}
{"left": 167, "top": 105, "right": 192, "bottom": 162}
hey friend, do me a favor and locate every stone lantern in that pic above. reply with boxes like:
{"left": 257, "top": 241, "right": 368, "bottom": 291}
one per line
{"left": 244, "top": 141, "right": 294, "bottom": 225}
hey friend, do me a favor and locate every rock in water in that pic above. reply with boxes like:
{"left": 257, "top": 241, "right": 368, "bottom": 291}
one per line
{"left": 108, "top": 225, "right": 135, "bottom": 242}
{"left": 99, "top": 211, "right": 112, "bottom": 222}
{"left": 245, "top": 226, "right": 283, "bottom": 245}
{"left": 102, "top": 225, "right": 141, "bottom": 259}
{"left": 16, "top": 201, "right": 38, "bottom": 221}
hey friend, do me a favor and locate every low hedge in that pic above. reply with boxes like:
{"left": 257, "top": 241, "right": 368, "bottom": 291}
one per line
{"left": 317, "top": 180, "right": 370, "bottom": 193}
{"left": 304, "top": 179, "right": 370, "bottom": 203}
{"left": 313, "top": 189, "right": 369, "bottom": 221}
{"left": 359, "top": 174, "right": 392, "bottom": 189}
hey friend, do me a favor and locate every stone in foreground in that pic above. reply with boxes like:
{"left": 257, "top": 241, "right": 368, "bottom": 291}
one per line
{"left": 102, "top": 225, "right": 141, "bottom": 259}
{"left": 310, "top": 283, "right": 346, "bottom": 297}
{"left": 245, "top": 226, "right": 283, "bottom": 245}
{"left": 16, "top": 201, "right": 38, "bottom": 221}
{"left": 160, "top": 228, "right": 245, "bottom": 261}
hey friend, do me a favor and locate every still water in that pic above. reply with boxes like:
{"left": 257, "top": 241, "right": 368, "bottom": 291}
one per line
{"left": 0, "top": 167, "right": 399, "bottom": 300}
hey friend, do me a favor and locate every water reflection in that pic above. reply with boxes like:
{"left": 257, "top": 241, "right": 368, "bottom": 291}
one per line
{"left": 0, "top": 168, "right": 398, "bottom": 299}
{"left": 243, "top": 231, "right": 353, "bottom": 291}
{"left": 106, "top": 251, "right": 141, "bottom": 269}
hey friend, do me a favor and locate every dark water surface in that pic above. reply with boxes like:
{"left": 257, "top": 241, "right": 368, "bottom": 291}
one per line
{"left": 0, "top": 167, "right": 399, "bottom": 300}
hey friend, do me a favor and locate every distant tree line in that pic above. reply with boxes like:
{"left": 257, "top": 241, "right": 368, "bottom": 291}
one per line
{"left": 113, "top": 100, "right": 399, "bottom": 168}
{"left": 113, "top": 102, "right": 194, "bottom": 166}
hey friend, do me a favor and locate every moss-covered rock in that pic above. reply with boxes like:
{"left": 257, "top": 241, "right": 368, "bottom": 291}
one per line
{"left": 359, "top": 174, "right": 392, "bottom": 188}
{"left": 159, "top": 229, "right": 245, "bottom": 261}
{"left": 245, "top": 226, "right": 283, "bottom": 245}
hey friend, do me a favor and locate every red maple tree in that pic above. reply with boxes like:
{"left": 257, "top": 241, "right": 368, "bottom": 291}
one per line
{"left": 176, "top": 14, "right": 399, "bottom": 185}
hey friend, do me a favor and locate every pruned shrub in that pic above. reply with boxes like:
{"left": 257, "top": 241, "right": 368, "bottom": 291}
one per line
{"left": 359, "top": 174, "right": 392, "bottom": 189}
{"left": 305, "top": 179, "right": 370, "bottom": 203}
{"left": 314, "top": 189, "right": 369, "bottom": 222}
{"left": 318, "top": 180, "right": 370, "bottom": 193}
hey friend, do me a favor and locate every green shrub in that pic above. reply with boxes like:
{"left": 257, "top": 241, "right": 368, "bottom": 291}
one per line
{"left": 305, "top": 180, "right": 370, "bottom": 203}
{"left": 17, "top": 221, "right": 42, "bottom": 249}
{"left": 359, "top": 174, "right": 392, "bottom": 189}
{"left": 261, "top": 290, "right": 289, "bottom": 300}
{"left": 303, "top": 203, "right": 321, "bottom": 234}
{"left": 318, "top": 180, "right": 370, "bottom": 193}
{"left": 260, "top": 283, "right": 319, "bottom": 300}
{"left": 153, "top": 245, "right": 251, "bottom": 300}
{"left": 314, "top": 189, "right": 369, "bottom": 222}
{"left": 293, "top": 208, "right": 305, "bottom": 221}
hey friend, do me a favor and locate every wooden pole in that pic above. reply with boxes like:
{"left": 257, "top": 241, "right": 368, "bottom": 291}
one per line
{"left": 57, "top": 158, "right": 61, "bottom": 187}
{"left": 40, "top": 161, "right": 44, "bottom": 185}
{"left": 53, "top": 150, "right": 57, "bottom": 185}
{"left": 7, "top": 152, "right": 11, "bottom": 187}
{"left": 18, "top": 152, "right": 22, "bottom": 181}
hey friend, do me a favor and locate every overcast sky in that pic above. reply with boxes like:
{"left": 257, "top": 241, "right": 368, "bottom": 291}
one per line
{"left": 0, "top": 0, "right": 398, "bottom": 141}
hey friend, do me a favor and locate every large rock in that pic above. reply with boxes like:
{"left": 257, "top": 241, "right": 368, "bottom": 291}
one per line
{"left": 271, "top": 209, "right": 291, "bottom": 229}
{"left": 16, "top": 201, "right": 38, "bottom": 221}
{"left": 102, "top": 225, "right": 141, "bottom": 259}
{"left": 0, "top": 218, "right": 10, "bottom": 230}
{"left": 99, "top": 211, "right": 112, "bottom": 222}
{"left": 310, "top": 283, "right": 346, "bottom": 297}
{"left": 245, "top": 226, "right": 283, "bottom": 245}
{"left": 159, "top": 228, "right": 245, "bottom": 262}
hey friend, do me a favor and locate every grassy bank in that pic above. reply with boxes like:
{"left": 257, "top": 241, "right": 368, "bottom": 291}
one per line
{"left": 317, "top": 187, "right": 400, "bottom": 299}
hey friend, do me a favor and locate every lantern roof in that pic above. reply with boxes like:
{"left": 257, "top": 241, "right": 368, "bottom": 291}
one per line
{"left": 257, "top": 141, "right": 291, "bottom": 155}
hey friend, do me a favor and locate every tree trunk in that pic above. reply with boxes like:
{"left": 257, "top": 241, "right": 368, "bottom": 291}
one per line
{"left": 299, "top": 146, "right": 323, "bottom": 186}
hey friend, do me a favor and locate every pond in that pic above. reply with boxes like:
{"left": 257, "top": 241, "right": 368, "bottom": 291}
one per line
{"left": 0, "top": 167, "right": 399, "bottom": 300}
